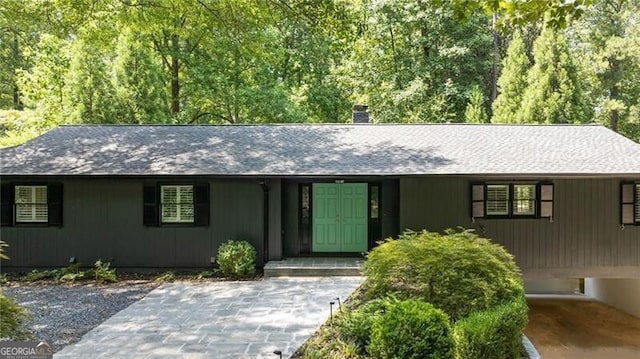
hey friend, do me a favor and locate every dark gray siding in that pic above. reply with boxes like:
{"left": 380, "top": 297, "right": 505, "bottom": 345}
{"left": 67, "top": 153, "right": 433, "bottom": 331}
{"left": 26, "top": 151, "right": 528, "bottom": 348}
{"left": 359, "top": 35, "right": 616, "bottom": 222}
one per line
{"left": 267, "top": 179, "right": 282, "bottom": 260}
{"left": 282, "top": 181, "right": 300, "bottom": 257}
{"left": 1, "top": 178, "right": 265, "bottom": 269}
{"left": 399, "top": 177, "right": 640, "bottom": 278}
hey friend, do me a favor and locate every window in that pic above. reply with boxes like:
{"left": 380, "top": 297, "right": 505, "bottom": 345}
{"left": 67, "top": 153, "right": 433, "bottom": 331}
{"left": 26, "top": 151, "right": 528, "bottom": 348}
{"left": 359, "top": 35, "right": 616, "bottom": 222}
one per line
{"left": 513, "top": 184, "right": 536, "bottom": 215}
{"left": 144, "top": 183, "right": 208, "bottom": 227}
{"left": 370, "top": 185, "right": 379, "bottom": 219}
{"left": 1, "top": 183, "right": 62, "bottom": 226}
{"left": 161, "top": 185, "right": 194, "bottom": 223}
{"left": 15, "top": 186, "right": 48, "bottom": 222}
{"left": 486, "top": 185, "right": 509, "bottom": 215}
{"left": 471, "top": 182, "right": 553, "bottom": 219}
{"left": 622, "top": 182, "right": 640, "bottom": 225}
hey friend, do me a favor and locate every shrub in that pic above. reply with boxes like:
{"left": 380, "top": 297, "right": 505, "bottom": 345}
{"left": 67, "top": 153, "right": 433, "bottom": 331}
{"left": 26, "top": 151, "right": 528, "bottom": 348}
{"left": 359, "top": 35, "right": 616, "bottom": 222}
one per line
{"left": 92, "top": 260, "right": 117, "bottom": 283}
{"left": 363, "top": 228, "right": 523, "bottom": 320}
{"left": 367, "top": 299, "right": 453, "bottom": 359}
{"left": 23, "top": 268, "right": 60, "bottom": 282}
{"left": 336, "top": 296, "right": 398, "bottom": 353}
{"left": 154, "top": 271, "right": 176, "bottom": 282}
{"left": 216, "top": 240, "right": 256, "bottom": 278}
{"left": 0, "top": 292, "right": 31, "bottom": 340}
{"left": 453, "top": 297, "right": 529, "bottom": 359}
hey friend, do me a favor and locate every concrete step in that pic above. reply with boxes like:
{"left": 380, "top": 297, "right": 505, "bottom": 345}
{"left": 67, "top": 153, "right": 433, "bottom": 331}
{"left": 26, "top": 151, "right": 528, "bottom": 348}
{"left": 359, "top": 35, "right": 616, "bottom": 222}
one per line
{"left": 264, "top": 257, "right": 364, "bottom": 278}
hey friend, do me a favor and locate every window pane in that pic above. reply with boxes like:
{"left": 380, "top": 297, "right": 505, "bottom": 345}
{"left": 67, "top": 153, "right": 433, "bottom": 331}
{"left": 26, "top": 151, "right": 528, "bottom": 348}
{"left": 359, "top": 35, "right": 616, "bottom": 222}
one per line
{"left": 301, "top": 186, "right": 310, "bottom": 219}
{"left": 513, "top": 185, "right": 536, "bottom": 215}
{"left": 486, "top": 185, "right": 509, "bottom": 215}
{"left": 161, "top": 187, "right": 177, "bottom": 204}
{"left": 370, "top": 186, "right": 379, "bottom": 219}
{"left": 161, "top": 185, "right": 194, "bottom": 223}
{"left": 179, "top": 186, "right": 193, "bottom": 204}
{"left": 180, "top": 204, "right": 194, "bottom": 221}
{"left": 15, "top": 186, "right": 48, "bottom": 222}
{"left": 15, "top": 187, "right": 33, "bottom": 203}
{"left": 162, "top": 204, "right": 178, "bottom": 220}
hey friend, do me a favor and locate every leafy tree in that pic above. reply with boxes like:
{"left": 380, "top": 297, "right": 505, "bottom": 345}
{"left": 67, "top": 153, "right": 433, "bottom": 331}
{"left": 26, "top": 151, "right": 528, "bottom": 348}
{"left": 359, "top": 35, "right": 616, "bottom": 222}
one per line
{"left": 570, "top": 0, "right": 640, "bottom": 142}
{"left": 111, "top": 27, "right": 169, "bottom": 123}
{"left": 464, "top": 86, "right": 489, "bottom": 123}
{"left": 519, "top": 25, "right": 590, "bottom": 123}
{"left": 336, "top": 0, "right": 492, "bottom": 123}
{"left": 492, "top": 30, "right": 530, "bottom": 123}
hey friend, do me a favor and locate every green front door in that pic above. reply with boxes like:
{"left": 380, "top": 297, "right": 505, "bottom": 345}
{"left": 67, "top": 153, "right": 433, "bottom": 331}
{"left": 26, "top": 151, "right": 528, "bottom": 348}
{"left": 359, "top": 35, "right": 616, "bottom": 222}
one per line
{"left": 312, "top": 183, "right": 368, "bottom": 252}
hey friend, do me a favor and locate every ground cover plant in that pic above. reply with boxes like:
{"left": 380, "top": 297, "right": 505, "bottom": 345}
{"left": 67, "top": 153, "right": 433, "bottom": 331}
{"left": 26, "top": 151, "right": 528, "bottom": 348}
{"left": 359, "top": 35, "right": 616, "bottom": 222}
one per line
{"left": 296, "top": 228, "right": 529, "bottom": 359}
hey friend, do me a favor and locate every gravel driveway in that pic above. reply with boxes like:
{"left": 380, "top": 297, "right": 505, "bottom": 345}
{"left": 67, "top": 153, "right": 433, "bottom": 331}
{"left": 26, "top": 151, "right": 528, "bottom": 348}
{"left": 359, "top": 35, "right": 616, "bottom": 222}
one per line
{"left": 2, "top": 281, "right": 159, "bottom": 352}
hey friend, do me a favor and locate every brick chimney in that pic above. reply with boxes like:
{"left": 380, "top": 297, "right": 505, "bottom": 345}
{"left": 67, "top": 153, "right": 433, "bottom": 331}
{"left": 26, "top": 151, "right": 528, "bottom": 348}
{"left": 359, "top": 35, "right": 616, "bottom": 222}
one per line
{"left": 352, "top": 104, "right": 369, "bottom": 124}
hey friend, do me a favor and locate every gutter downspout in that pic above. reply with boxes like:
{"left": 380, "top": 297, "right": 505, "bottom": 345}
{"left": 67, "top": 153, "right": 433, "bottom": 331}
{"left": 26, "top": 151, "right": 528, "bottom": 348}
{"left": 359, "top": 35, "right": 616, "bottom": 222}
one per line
{"left": 260, "top": 180, "right": 269, "bottom": 264}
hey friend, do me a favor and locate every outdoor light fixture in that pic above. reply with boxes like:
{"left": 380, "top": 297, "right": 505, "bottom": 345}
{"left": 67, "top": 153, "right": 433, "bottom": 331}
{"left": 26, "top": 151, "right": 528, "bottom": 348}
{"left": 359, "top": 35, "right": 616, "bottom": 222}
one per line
{"left": 69, "top": 257, "right": 76, "bottom": 264}
{"left": 334, "top": 296, "right": 342, "bottom": 309}
{"left": 210, "top": 257, "right": 216, "bottom": 264}
{"left": 329, "top": 301, "right": 336, "bottom": 321}
{"left": 273, "top": 350, "right": 282, "bottom": 358}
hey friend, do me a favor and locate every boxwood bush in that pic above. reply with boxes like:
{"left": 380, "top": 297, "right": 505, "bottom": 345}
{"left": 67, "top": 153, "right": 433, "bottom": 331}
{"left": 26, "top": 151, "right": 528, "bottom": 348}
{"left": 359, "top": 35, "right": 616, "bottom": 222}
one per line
{"left": 363, "top": 228, "right": 523, "bottom": 320}
{"left": 216, "top": 240, "right": 256, "bottom": 278}
{"left": 453, "top": 296, "right": 528, "bottom": 359}
{"left": 367, "top": 299, "right": 453, "bottom": 359}
{"left": 336, "top": 296, "right": 398, "bottom": 353}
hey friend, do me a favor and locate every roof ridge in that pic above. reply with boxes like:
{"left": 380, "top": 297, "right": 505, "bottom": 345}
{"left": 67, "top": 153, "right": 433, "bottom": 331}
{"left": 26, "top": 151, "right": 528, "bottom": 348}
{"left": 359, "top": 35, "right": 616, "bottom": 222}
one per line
{"left": 57, "top": 123, "right": 605, "bottom": 127}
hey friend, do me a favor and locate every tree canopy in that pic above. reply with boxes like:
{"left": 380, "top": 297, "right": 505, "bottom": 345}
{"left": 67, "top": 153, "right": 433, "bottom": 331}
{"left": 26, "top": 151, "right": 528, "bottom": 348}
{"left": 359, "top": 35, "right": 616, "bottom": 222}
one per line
{"left": 0, "top": 0, "right": 639, "bottom": 145}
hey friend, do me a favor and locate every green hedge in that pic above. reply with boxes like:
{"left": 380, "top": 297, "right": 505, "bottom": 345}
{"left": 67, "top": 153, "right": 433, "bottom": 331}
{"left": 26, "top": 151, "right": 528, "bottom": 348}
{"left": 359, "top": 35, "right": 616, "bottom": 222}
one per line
{"left": 367, "top": 299, "right": 453, "bottom": 359}
{"left": 363, "top": 228, "right": 523, "bottom": 320}
{"left": 336, "top": 296, "right": 397, "bottom": 353}
{"left": 453, "top": 297, "right": 529, "bottom": 359}
{"left": 216, "top": 240, "right": 256, "bottom": 278}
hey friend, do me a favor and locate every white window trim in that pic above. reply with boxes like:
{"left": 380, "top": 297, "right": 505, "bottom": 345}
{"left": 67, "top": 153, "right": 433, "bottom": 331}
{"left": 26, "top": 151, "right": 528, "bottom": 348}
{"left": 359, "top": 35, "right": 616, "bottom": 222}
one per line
{"left": 513, "top": 184, "right": 537, "bottom": 216}
{"left": 15, "top": 185, "right": 48, "bottom": 223}
{"left": 161, "top": 185, "right": 194, "bottom": 223}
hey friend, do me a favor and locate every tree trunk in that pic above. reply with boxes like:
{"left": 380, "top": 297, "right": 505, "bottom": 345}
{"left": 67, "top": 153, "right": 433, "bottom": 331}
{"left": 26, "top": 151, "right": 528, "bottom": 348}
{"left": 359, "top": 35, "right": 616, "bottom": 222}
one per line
{"left": 170, "top": 34, "right": 180, "bottom": 116}
{"left": 12, "top": 35, "right": 23, "bottom": 110}
{"left": 490, "top": 13, "right": 499, "bottom": 105}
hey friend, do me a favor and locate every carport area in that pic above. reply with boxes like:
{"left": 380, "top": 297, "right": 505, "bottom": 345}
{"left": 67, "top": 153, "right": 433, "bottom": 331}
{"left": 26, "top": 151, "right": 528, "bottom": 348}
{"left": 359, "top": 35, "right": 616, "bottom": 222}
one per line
{"left": 525, "top": 295, "right": 640, "bottom": 359}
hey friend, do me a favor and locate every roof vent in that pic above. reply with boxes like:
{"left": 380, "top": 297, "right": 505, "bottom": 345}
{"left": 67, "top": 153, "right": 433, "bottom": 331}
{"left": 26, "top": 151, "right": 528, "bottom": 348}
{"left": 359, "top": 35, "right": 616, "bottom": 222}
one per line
{"left": 352, "top": 104, "right": 369, "bottom": 124}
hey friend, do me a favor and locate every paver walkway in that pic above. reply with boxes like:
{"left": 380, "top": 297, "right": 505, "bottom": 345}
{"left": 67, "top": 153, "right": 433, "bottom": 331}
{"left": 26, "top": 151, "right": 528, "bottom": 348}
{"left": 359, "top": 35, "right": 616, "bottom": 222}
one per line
{"left": 55, "top": 277, "right": 363, "bottom": 359}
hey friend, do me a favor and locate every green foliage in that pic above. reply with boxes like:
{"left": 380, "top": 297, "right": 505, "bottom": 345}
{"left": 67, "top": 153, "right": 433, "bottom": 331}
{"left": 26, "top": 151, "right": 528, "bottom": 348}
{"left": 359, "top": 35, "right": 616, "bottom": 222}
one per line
{"left": 453, "top": 296, "right": 529, "bottom": 359}
{"left": 0, "top": 292, "right": 31, "bottom": 340}
{"left": 216, "top": 240, "right": 257, "bottom": 278}
{"left": 519, "top": 25, "right": 590, "bottom": 124}
{"left": 464, "top": 86, "right": 488, "bottom": 123}
{"left": 22, "top": 260, "right": 116, "bottom": 283}
{"left": 492, "top": 31, "right": 530, "bottom": 123}
{"left": 336, "top": 296, "right": 399, "bottom": 353}
{"left": 0, "top": 109, "right": 47, "bottom": 147}
{"left": 92, "top": 260, "right": 117, "bottom": 283}
{"left": 154, "top": 271, "right": 176, "bottom": 282}
{"left": 0, "top": 239, "right": 8, "bottom": 259}
{"left": 363, "top": 228, "right": 523, "bottom": 320}
{"left": 195, "top": 270, "right": 217, "bottom": 279}
{"left": 367, "top": 299, "right": 453, "bottom": 359}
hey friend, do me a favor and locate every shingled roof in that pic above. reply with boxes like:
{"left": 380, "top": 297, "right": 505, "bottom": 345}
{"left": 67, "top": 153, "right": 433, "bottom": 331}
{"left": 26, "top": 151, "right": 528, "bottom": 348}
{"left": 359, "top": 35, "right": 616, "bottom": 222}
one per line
{"left": 1, "top": 124, "right": 639, "bottom": 176}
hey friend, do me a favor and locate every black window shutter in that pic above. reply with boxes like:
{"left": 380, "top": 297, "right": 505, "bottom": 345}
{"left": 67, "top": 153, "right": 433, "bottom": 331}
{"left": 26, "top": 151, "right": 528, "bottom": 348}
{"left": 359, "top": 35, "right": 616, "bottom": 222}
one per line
{"left": 1, "top": 184, "right": 14, "bottom": 226}
{"left": 47, "top": 183, "right": 63, "bottom": 226}
{"left": 539, "top": 183, "right": 554, "bottom": 219}
{"left": 621, "top": 182, "right": 635, "bottom": 225}
{"left": 470, "top": 183, "right": 485, "bottom": 219}
{"left": 194, "top": 183, "right": 210, "bottom": 226}
{"left": 143, "top": 185, "right": 159, "bottom": 226}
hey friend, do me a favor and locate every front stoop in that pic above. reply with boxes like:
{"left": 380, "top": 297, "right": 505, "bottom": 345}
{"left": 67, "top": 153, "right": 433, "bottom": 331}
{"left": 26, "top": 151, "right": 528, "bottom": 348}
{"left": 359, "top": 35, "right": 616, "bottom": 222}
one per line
{"left": 264, "top": 257, "right": 364, "bottom": 278}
